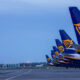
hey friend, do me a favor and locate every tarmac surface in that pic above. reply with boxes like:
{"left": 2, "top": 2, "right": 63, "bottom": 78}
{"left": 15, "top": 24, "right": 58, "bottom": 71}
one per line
{"left": 0, "top": 68, "right": 80, "bottom": 80}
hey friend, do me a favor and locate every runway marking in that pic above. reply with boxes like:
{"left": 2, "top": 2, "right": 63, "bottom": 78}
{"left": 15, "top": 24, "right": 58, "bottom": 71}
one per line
{"left": 5, "top": 69, "right": 32, "bottom": 80}
{"left": 0, "top": 70, "right": 24, "bottom": 77}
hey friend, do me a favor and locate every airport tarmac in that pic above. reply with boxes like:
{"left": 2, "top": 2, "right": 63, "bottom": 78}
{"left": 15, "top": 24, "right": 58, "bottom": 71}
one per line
{"left": 0, "top": 68, "right": 80, "bottom": 80}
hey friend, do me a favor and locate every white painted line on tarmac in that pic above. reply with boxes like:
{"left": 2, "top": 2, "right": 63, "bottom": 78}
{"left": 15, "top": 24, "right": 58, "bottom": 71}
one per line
{"left": 5, "top": 69, "right": 32, "bottom": 80}
{"left": 0, "top": 70, "right": 23, "bottom": 76}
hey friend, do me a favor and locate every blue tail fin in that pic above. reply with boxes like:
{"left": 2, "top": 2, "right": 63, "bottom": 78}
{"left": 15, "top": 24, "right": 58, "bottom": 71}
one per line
{"left": 59, "top": 30, "right": 74, "bottom": 48}
{"left": 51, "top": 50, "right": 55, "bottom": 59}
{"left": 53, "top": 46, "right": 59, "bottom": 56}
{"left": 45, "top": 55, "right": 52, "bottom": 63}
{"left": 51, "top": 49, "right": 58, "bottom": 61}
{"left": 69, "top": 7, "right": 80, "bottom": 44}
{"left": 55, "top": 39, "right": 64, "bottom": 53}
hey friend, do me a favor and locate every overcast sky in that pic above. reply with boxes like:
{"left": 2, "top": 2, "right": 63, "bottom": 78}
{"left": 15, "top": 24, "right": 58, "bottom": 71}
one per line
{"left": 0, "top": 0, "right": 80, "bottom": 64}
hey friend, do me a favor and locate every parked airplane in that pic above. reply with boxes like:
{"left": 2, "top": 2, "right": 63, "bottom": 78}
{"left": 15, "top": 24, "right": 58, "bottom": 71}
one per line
{"left": 52, "top": 46, "right": 69, "bottom": 67}
{"left": 55, "top": 39, "right": 70, "bottom": 62}
{"left": 51, "top": 50, "right": 58, "bottom": 65}
{"left": 45, "top": 7, "right": 80, "bottom": 68}
{"left": 45, "top": 55, "right": 54, "bottom": 66}
{"left": 69, "top": 7, "right": 80, "bottom": 44}
{"left": 55, "top": 39, "right": 64, "bottom": 53}
{"left": 59, "top": 30, "right": 75, "bottom": 48}
{"left": 55, "top": 39, "right": 80, "bottom": 67}
{"left": 69, "top": 7, "right": 80, "bottom": 52}
{"left": 59, "top": 30, "right": 80, "bottom": 53}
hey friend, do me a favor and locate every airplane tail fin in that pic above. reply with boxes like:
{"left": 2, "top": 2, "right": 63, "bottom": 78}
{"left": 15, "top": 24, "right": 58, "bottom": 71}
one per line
{"left": 53, "top": 46, "right": 59, "bottom": 56}
{"left": 45, "top": 55, "right": 52, "bottom": 63}
{"left": 69, "top": 7, "right": 80, "bottom": 44}
{"left": 51, "top": 50, "right": 55, "bottom": 59}
{"left": 55, "top": 39, "right": 64, "bottom": 53}
{"left": 59, "top": 30, "right": 74, "bottom": 48}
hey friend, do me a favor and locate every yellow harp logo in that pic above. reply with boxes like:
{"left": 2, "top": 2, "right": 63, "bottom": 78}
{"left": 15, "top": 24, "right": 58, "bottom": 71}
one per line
{"left": 47, "top": 58, "right": 50, "bottom": 61}
{"left": 74, "top": 23, "right": 80, "bottom": 35}
{"left": 58, "top": 46, "right": 64, "bottom": 53}
{"left": 55, "top": 51, "right": 59, "bottom": 56}
{"left": 63, "top": 40, "right": 73, "bottom": 48}
{"left": 52, "top": 55, "right": 55, "bottom": 58}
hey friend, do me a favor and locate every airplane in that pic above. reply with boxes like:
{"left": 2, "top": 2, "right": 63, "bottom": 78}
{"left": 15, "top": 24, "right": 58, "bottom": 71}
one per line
{"left": 55, "top": 39, "right": 70, "bottom": 62}
{"left": 45, "top": 55, "right": 54, "bottom": 66}
{"left": 59, "top": 30, "right": 75, "bottom": 49}
{"left": 51, "top": 50, "right": 63, "bottom": 67}
{"left": 51, "top": 50, "right": 56, "bottom": 60}
{"left": 69, "top": 7, "right": 80, "bottom": 45}
{"left": 59, "top": 30, "right": 80, "bottom": 54}
{"left": 55, "top": 38, "right": 80, "bottom": 67}
{"left": 55, "top": 39, "right": 78, "bottom": 67}
{"left": 45, "top": 50, "right": 64, "bottom": 67}
{"left": 45, "top": 7, "right": 80, "bottom": 68}
{"left": 45, "top": 50, "right": 62, "bottom": 67}
{"left": 69, "top": 7, "right": 80, "bottom": 52}
{"left": 52, "top": 46, "right": 69, "bottom": 67}
{"left": 55, "top": 7, "right": 80, "bottom": 66}
{"left": 52, "top": 46, "right": 65, "bottom": 61}
{"left": 55, "top": 39, "right": 65, "bottom": 53}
